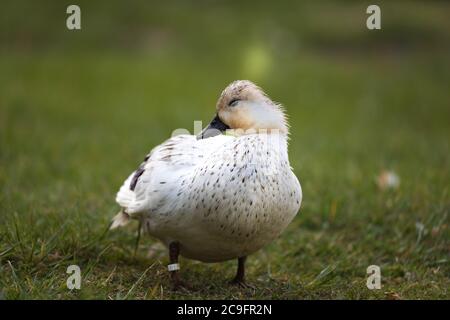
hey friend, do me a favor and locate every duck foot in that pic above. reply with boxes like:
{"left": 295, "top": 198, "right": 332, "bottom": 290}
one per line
{"left": 172, "top": 278, "right": 193, "bottom": 291}
{"left": 229, "top": 278, "right": 253, "bottom": 289}
{"left": 229, "top": 256, "right": 252, "bottom": 288}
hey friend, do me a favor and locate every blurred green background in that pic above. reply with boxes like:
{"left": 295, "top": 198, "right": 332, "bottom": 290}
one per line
{"left": 0, "top": 0, "right": 449, "bottom": 299}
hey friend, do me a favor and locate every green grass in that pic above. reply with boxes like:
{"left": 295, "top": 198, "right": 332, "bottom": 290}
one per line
{"left": 0, "top": 1, "right": 449, "bottom": 299}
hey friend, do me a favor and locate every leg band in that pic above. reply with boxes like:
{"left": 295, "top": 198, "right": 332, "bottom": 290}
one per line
{"left": 168, "top": 263, "right": 180, "bottom": 272}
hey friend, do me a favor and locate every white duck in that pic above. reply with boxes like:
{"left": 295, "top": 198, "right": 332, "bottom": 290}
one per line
{"left": 112, "top": 80, "right": 302, "bottom": 288}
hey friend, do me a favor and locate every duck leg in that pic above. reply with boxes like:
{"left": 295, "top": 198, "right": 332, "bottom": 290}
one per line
{"left": 230, "top": 256, "right": 247, "bottom": 286}
{"left": 168, "top": 241, "right": 189, "bottom": 290}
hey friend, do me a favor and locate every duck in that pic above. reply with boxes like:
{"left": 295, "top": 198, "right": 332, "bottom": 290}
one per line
{"left": 111, "top": 80, "right": 302, "bottom": 289}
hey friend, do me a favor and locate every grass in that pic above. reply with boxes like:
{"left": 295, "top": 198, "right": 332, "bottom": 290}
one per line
{"left": 0, "top": 0, "right": 449, "bottom": 299}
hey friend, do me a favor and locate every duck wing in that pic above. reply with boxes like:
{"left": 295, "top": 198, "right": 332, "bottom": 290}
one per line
{"left": 115, "top": 134, "right": 232, "bottom": 217}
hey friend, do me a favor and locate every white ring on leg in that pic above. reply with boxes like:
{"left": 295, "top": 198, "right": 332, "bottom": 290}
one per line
{"left": 168, "top": 263, "right": 180, "bottom": 272}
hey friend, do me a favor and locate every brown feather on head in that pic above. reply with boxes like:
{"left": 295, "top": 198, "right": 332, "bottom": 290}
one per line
{"left": 215, "top": 80, "right": 288, "bottom": 135}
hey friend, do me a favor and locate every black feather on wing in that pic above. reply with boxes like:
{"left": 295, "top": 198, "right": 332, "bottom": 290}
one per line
{"left": 130, "top": 166, "right": 145, "bottom": 191}
{"left": 129, "top": 153, "right": 151, "bottom": 191}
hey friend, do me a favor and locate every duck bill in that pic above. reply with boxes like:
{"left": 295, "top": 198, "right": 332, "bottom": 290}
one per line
{"left": 197, "top": 114, "right": 230, "bottom": 140}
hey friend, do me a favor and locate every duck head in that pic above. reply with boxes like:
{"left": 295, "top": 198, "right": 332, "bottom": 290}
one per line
{"left": 198, "top": 80, "right": 288, "bottom": 139}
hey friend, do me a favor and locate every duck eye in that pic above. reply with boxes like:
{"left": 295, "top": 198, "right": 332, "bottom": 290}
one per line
{"left": 229, "top": 99, "right": 240, "bottom": 107}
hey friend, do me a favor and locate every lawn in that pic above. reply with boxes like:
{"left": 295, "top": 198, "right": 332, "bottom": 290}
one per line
{"left": 0, "top": 0, "right": 449, "bottom": 299}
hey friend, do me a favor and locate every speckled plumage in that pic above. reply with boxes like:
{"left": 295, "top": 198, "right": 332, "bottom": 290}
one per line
{"left": 113, "top": 80, "right": 302, "bottom": 264}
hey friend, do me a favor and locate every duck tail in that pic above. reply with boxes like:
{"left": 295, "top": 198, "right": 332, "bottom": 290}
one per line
{"left": 110, "top": 209, "right": 130, "bottom": 229}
